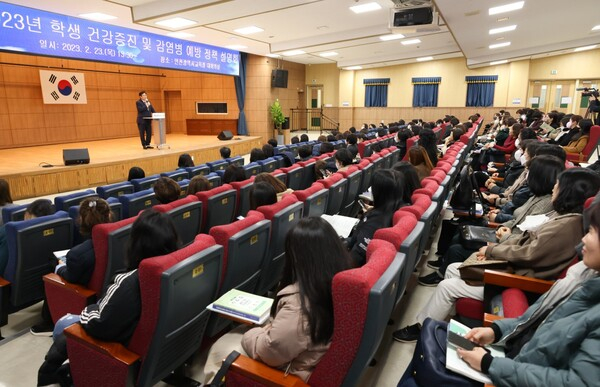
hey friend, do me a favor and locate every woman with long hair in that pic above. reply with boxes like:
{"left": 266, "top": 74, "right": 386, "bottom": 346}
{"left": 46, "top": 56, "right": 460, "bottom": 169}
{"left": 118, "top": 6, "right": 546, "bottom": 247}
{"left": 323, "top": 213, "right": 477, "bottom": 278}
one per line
{"left": 347, "top": 169, "right": 406, "bottom": 267}
{"left": 203, "top": 217, "right": 351, "bottom": 383}
{"left": 408, "top": 146, "right": 434, "bottom": 181}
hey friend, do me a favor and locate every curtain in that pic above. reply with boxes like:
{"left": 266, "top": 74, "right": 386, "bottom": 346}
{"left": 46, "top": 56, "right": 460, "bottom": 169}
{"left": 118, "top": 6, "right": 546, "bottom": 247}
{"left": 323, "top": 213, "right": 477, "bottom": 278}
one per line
{"left": 412, "top": 77, "right": 441, "bottom": 107}
{"left": 364, "top": 78, "right": 390, "bottom": 107}
{"left": 234, "top": 52, "right": 248, "bottom": 135}
{"left": 465, "top": 75, "right": 497, "bottom": 107}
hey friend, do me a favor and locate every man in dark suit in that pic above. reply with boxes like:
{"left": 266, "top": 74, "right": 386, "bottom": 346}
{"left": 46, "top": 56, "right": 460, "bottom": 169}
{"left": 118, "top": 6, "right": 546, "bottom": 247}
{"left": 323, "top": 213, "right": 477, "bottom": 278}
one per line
{"left": 136, "top": 91, "right": 155, "bottom": 149}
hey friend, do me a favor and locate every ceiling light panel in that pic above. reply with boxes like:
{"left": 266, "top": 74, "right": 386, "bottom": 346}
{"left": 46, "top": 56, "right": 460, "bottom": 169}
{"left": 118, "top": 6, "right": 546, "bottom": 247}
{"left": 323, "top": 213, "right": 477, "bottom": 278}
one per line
{"left": 490, "top": 60, "right": 508, "bottom": 65}
{"left": 489, "top": 25, "right": 516, "bottom": 34}
{"left": 282, "top": 50, "right": 306, "bottom": 56}
{"left": 592, "top": 25, "right": 600, "bottom": 31}
{"left": 344, "top": 66, "right": 363, "bottom": 70}
{"left": 380, "top": 34, "right": 405, "bottom": 41}
{"left": 78, "top": 13, "right": 117, "bottom": 21}
{"left": 489, "top": 1, "right": 525, "bottom": 16}
{"left": 417, "top": 56, "right": 433, "bottom": 62}
{"left": 319, "top": 52, "right": 338, "bottom": 57}
{"left": 574, "top": 45, "right": 597, "bottom": 52}
{"left": 349, "top": 2, "right": 382, "bottom": 14}
{"left": 167, "top": 32, "right": 195, "bottom": 39}
{"left": 234, "top": 26, "right": 264, "bottom": 35}
{"left": 489, "top": 41, "right": 511, "bottom": 49}
{"left": 225, "top": 45, "right": 247, "bottom": 50}
{"left": 155, "top": 17, "right": 197, "bottom": 29}
{"left": 401, "top": 39, "right": 421, "bottom": 45}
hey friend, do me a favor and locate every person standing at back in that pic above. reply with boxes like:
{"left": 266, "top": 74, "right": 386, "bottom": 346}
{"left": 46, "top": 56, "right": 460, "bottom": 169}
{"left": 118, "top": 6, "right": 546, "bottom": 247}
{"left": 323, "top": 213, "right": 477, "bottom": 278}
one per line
{"left": 136, "top": 91, "right": 155, "bottom": 149}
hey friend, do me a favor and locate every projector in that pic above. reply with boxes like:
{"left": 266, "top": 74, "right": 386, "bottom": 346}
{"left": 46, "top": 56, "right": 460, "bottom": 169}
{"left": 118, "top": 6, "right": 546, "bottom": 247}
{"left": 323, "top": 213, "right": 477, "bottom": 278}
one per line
{"left": 389, "top": 1, "right": 441, "bottom": 33}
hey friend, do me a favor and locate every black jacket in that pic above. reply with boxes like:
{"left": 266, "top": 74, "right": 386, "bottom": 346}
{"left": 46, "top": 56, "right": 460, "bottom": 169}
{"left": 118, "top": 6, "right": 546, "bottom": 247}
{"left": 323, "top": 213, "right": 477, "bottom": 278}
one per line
{"left": 56, "top": 239, "right": 95, "bottom": 286}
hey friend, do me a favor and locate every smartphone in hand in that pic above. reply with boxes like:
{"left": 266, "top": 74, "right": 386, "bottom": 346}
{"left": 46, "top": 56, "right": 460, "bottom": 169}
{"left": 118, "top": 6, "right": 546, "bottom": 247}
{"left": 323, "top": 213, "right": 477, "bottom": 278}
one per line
{"left": 448, "top": 331, "right": 490, "bottom": 353}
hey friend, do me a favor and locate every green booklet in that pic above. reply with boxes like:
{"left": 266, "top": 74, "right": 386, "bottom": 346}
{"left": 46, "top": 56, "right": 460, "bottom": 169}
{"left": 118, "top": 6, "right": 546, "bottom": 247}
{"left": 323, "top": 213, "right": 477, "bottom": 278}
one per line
{"left": 208, "top": 288, "right": 274, "bottom": 324}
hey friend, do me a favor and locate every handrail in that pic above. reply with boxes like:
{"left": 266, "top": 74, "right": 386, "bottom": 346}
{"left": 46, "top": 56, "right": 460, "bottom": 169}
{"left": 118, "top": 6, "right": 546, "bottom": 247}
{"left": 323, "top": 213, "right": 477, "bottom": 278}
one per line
{"left": 290, "top": 108, "right": 339, "bottom": 133}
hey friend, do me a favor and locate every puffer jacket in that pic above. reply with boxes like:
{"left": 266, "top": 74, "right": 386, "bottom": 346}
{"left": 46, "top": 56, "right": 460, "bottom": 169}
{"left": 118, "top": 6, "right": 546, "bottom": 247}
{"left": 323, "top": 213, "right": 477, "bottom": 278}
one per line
{"left": 488, "top": 263, "right": 600, "bottom": 386}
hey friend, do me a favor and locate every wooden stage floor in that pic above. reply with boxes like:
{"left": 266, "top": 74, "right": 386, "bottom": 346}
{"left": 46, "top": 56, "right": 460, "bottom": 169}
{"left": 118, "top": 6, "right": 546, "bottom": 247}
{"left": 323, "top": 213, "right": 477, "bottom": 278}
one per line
{"left": 0, "top": 134, "right": 263, "bottom": 200}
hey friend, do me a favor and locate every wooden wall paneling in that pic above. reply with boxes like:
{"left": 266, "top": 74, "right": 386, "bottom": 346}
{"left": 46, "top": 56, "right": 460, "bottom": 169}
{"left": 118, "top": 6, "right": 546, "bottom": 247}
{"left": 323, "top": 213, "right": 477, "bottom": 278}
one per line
{"left": 33, "top": 174, "right": 59, "bottom": 197}
{"left": 56, "top": 169, "right": 88, "bottom": 192}
{"left": 4, "top": 175, "right": 38, "bottom": 200}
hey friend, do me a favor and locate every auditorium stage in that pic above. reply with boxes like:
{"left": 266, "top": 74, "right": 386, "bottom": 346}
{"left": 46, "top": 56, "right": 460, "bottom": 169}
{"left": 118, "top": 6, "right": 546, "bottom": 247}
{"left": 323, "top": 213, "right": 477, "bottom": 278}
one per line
{"left": 0, "top": 134, "right": 263, "bottom": 200}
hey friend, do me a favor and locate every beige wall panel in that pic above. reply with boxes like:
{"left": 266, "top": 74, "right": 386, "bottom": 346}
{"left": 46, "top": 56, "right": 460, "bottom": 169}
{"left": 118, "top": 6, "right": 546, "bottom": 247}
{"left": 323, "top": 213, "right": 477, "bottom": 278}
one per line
{"left": 529, "top": 49, "right": 600, "bottom": 80}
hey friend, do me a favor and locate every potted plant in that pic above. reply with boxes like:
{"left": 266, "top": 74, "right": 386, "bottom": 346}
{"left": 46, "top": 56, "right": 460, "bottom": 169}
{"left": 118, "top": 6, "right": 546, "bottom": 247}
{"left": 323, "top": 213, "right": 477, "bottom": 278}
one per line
{"left": 270, "top": 99, "right": 286, "bottom": 144}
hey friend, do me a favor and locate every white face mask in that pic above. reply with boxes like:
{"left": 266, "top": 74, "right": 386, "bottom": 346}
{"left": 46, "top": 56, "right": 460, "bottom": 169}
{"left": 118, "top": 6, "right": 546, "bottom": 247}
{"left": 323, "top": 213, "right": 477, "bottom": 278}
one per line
{"left": 521, "top": 114, "right": 527, "bottom": 120}
{"left": 519, "top": 154, "right": 527, "bottom": 166}
{"left": 567, "top": 121, "right": 572, "bottom": 128}
{"left": 514, "top": 148, "right": 523, "bottom": 161}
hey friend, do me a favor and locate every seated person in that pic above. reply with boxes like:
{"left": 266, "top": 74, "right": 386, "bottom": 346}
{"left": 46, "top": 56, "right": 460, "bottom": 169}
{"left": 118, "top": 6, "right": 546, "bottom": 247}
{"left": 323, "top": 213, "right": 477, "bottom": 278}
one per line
{"left": 290, "top": 136, "right": 299, "bottom": 144}
{"left": 392, "top": 161, "right": 421, "bottom": 204}
{"left": 0, "top": 178, "right": 15, "bottom": 226}
{"left": 219, "top": 146, "right": 231, "bottom": 159}
{"left": 37, "top": 210, "right": 180, "bottom": 386}
{"left": 300, "top": 134, "right": 309, "bottom": 142}
{"left": 254, "top": 173, "right": 293, "bottom": 201}
{"left": 267, "top": 138, "right": 277, "bottom": 148}
{"left": 418, "top": 128, "right": 439, "bottom": 166}
{"left": 55, "top": 198, "right": 112, "bottom": 285}
{"left": 262, "top": 144, "right": 275, "bottom": 159}
{"left": 333, "top": 148, "right": 353, "bottom": 174}
{"left": 249, "top": 182, "right": 277, "bottom": 210}
{"left": 186, "top": 175, "right": 211, "bottom": 195}
{"left": 563, "top": 118, "right": 592, "bottom": 154}
{"left": 346, "top": 133, "right": 358, "bottom": 159}
{"left": 420, "top": 155, "right": 564, "bottom": 286}
{"left": 319, "top": 142, "right": 334, "bottom": 155}
{"left": 347, "top": 169, "right": 406, "bottom": 267}
{"left": 408, "top": 145, "right": 434, "bottom": 181}
{"left": 1, "top": 199, "right": 53, "bottom": 277}
{"left": 127, "top": 166, "right": 145, "bottom": 181}
{"left": 153, "top": 177, "right": 180, "bottom": 204}
{"left": 223, "top": 165, "right": 246, "bottom": 184}
{"left": 203, "top": 217, "right": 352, "bottom": 383}
{"left": 249, "top": 148, "right": 266, "bottom": 163}
{"left": 297, "top": 145, "right": 312, "bottom": 161}
{"left": 406, "top": 205, "right": 600, "bottom": 387}
{"left": 395, "top": 127, "right": 413, "bottom": 161}
{"left": 177, "top": 153, "right": 194, "bottom": 169}
{"left": 393, "top": 168, "right": 600, "bottom": 342}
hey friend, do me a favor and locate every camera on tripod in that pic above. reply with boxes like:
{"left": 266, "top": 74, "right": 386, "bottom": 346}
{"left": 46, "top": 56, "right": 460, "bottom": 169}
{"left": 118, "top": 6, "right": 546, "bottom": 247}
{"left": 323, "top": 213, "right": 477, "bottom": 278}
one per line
{"left": 578, "top": 87, "right": 600, "bottom": 98}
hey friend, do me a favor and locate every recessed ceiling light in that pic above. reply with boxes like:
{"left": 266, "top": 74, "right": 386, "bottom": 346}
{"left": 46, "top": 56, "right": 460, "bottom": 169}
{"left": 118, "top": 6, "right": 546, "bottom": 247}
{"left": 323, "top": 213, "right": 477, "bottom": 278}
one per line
{"left": 495, "top": 37, "right": 505, "bottom": 41}
{"left": 592, "top": 25, "right": 600, "bottom": 31}
{"left": 489, "top": 25, "right": 516, "bottom": 34}
{"left": 417, "top": 56, "right": 433, "bottom": 62}
{"left": 168, "top": 32, "right": 195, "bottom": 39}
{"left": 155, "top": 17, "right": 197, "bottom": 29}
{"left": 401, "top": 39, "right": 421, "bottom": 45}
{"left": 282, "top": 50, "right": 306, "bottom": 56}
{"left": 344, "top": 66, "right": 363, "bottom": 70}
{"left": 225, "top": 45, "right": 247, "bottom": 50}
{"left": 489, "top": 1, "right": 524, "bottom": 16}
{"left": 497, "top": 17, "right": 509, "bottom": 22}
{"left": 489, "top": 42, "right": 511, "bottom": 49}
{"left": 490, "top": 60, "right": 508, "bottom": 65}
{"left": 574, "top": 45, "right": 597, "bottom": 52}
{"left": 234, "top": 26, "right": 264, "bottom": 35}
{"left": 349, "top": 2, "right": 382, "bottom": 14}
{"left": 380, "top": 34, "right": 405, "bottom": 41}
{"left": 266, "top": 54, "right": 281, "bottom": 58}
{"left": 319, "top": 52, "right": 338, "bottom": 57}
{"left": 78, "top": 12, "right": 117, "bottom": 21}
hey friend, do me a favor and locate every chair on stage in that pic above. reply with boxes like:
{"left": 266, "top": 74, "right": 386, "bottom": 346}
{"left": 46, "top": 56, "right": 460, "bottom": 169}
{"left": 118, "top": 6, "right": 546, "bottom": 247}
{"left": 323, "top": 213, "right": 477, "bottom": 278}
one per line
{"left": 64, "top": 234, "right": 223, "bottom": 387}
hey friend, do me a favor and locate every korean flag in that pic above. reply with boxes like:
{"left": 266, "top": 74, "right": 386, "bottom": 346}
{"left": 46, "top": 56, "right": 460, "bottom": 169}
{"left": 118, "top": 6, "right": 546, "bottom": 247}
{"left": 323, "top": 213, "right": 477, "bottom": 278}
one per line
{"left": 39, "top": 70, "right": 87, "bottom": 104}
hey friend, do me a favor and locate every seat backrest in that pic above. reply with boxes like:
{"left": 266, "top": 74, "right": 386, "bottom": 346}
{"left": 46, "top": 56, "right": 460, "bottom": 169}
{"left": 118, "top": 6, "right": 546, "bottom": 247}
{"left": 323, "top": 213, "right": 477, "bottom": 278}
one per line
{"left": 281, "top": 164, "right": 304, "bottom": 190}
{"left": 161, "top": 169, "right": 189, "bottom": 182}
{"left": 343, "top": 240, "right": 403, "bottom": 385}
{"left": 298, "top": 160, "right": 316, "bottom": 190}
{"left": 243, "top": 162, "right": 262, "bottom": 179}
{"left": 91, "top": 216, "right": 138, "bottom": 295}
{"left": 118, "top": 189, "right": 158, "bottom": 218}
{"left": 292, "top": 182, "right": 329, "bottom": 218}
{"left": 307, "top": 240, "right": 396, "bottom": 387}
{"left": 320, "top": 173, "right": 348, "bottom": 215}
{"left": 186, "top": 164, "right": 210, "bottom": 178}
{"left": 96, "top": 182, "right": 134, "bottom": 199}
{"left": 54, "top": 189, "right": 98, "bottom": 211}
{"left": 579, "top": 125, "right": 600, "bottom": 160}
{"left": 357, "top": 160, "right": 374, "bottom": 194}
{"left": 128, "top": 234, "right": 223, "bottom": 387}
{"left": 205, "top": 172, "right": 222, "bottom": 188}
{"left": 3, "top": 202, "right": 54, "bottom": 224}
{"left": 207, "top": 213, "right": 271, "bottom": 336}
{"left": 340, "top": 168, "right": 362, "bottom": 214}
{"left": 153, "top": 195, "right": 202, "bottom": 247}
{"left": 4, "top": 211, "right": 73, "bottom": 307}
{"left": 195, "top": 184, "right": 237, "bottom": 233}
{"left": 254, "top": 196, "right": 304, "bottom": 295}
{"left": 177, "top": 179, "right": 190, "bottom": 197}
{"left": 227, "top": 156, "right": 245, "bottom": 167}
{"left": 257, "top": 158, "right": 278, "bottom": 173}
{"left": 207, "top": 160, "right": 229, "bottom": 172}
{"left": 230, "top": 178, "right": 255, "bottom": 218}
{"left": 131, "top": 175, "right": 160, "bottom": 192}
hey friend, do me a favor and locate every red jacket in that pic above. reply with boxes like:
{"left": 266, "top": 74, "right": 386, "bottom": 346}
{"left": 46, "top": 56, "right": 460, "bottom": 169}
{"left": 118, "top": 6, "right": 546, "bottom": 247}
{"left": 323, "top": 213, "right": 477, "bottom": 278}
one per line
{"left": 494, "top": 135, "right": 516, "bottom": 154}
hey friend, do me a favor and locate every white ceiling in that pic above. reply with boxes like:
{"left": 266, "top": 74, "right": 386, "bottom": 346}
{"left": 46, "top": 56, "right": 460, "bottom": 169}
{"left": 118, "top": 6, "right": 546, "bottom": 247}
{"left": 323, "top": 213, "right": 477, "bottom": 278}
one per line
{"left": 5, "top": 0, "right": 600, "bottom": 69}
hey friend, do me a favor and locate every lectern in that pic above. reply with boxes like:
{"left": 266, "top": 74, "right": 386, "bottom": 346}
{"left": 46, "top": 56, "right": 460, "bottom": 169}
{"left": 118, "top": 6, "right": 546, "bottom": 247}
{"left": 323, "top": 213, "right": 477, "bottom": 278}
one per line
{"left": 144, "top": 112, "right": 169, "bottom": 149}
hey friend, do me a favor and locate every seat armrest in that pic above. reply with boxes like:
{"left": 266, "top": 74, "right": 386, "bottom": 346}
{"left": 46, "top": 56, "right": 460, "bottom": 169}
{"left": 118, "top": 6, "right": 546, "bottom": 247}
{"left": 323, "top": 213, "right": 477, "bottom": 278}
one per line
{"left": 43, "top": 273, "right": 96, "bottom": 299}
{"left": 483, "top": 313, "right": 503, "bottom": 327}
{"left": 64, "top": 324, "right": 140, "bottom": 366}
{"left": 483, "top": 270, "right": 553, "bottom": 294}
{"left": 229, "top": 354, "right": 308, "bottom": 387}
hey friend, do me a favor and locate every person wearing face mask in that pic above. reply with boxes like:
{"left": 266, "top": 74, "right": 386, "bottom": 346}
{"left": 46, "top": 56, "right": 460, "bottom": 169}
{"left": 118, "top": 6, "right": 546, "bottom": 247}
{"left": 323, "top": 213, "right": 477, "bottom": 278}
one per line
{"left": 563, "top": 118, "right": 592, "bottom": 154}
{"left": 550, "top": 115, "right": 581, "bottom": 146}
{"left": 333, "top": 148, "right": 353, "bottom": 174}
